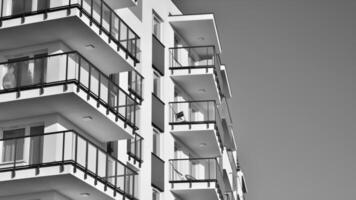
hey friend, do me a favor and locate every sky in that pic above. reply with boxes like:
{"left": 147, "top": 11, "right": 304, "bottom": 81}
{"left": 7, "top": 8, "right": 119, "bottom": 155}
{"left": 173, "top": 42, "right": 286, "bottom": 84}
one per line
{"left": 175, "top": 0, "right": 356, "bottom": 199}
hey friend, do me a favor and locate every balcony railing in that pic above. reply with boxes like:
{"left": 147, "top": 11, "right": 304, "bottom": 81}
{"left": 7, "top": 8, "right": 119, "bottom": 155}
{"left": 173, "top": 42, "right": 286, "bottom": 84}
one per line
{"left": 0, "top": 0, "right": 140, "bottom": 64}
{"left": 169, "top": 157, "right": 226, "bottom": 196}
{"left": 169, "top": 100, "right": 220, "bottom": 125}
{"left": 128, "top": 69, "right": 144, "bottom": 102}
{"left": 0, "top": 51, "right": 139, "bottom": 130}
{"left": 169, "top": 45, "right": 216, "bottom": 71}
{"left": 127, "top": 132, "right": 143, "bottom": 165}
{"left": 0, "top": 130, "right": 138, "bottom": 199}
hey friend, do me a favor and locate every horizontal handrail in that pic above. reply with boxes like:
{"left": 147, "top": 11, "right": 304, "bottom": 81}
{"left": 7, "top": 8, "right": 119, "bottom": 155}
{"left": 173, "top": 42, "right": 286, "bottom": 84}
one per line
{"left": 169, "top": 45, "right": 215, "bottom": 50}
{"left": 0, "top": 129, "right": 138, "bottom": 199}
{"left": 0, "top": 51, "right": 139, "bottom": 129}
{"left": 0, "top": 0, "right": 140, "bottom": 63}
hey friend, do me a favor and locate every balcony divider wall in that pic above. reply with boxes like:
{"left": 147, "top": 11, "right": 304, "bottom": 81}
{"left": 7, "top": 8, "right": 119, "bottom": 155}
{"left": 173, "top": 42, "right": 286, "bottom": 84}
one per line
{"left": 0, "top": 0, "right": 141, "bottom": 64}
{"left": 0, "top": 130, "right": 138, "bottom": 199}
{"left": 0, "top": 51, "right": 139, "bottom": 130}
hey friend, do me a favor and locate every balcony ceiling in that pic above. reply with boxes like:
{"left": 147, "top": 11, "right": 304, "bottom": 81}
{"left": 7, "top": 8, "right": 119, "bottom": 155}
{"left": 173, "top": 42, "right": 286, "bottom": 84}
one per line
{"left": 105, "top": 0, "right": 137, "bottom": 9}
{"left": 172, "top": 188, "right": 219, "bottom": 200}
{"left": 169, "top": 14, "right": 222, "bottom": 53}
{"left": 171, "top": 73, "right": 220, "bottom": 103}
{"left": 0, "top": 16, "right": 132, "bottom": 74}
{"left": 171, "top": 129, "right": 221, "bottom": 157}
{"left": 0, "top": 174, "right": 112, "bottom": 200}
{"left": 0, "top": 90, "right": 133, "bottom": 141}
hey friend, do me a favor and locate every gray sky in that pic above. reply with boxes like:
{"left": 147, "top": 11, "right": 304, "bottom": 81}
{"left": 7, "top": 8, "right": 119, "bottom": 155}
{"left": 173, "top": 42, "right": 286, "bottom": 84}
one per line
{"left": 175, "top": 0, "right": 356, "bottom": 199}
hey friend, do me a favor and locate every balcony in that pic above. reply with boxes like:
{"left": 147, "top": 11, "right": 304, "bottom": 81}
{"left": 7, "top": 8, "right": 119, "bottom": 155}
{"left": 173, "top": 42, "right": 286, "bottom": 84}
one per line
{"left": 169, "top": 100, "right": 224, "bottom": 157}
{"left": 0, "top": 0, "right": 140, "bottom": 70}
{"left": 169, "top": 46, "right": 223, "bottom": 103}
{"left": 169, "top": 13, "right": 221, "bottom": 53}
{"left": 0, "top": 130, "right": 138, "bottom": 200}
{"left": 127, "top": 132, "right": 143, "bottom": 166}
{"left": 0, "top": 51, "right": 139, "bottom": 141}
{"left": 169, "top": 157, "right": 226, "bottom": 200}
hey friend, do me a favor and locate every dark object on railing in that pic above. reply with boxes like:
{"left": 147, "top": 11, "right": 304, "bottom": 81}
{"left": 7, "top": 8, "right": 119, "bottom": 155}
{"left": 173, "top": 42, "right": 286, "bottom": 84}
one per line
{"left": 0, "top": 0, "right": 140, "bottom": 64}
{"left": 127, "top": 132, "right": 143, "bottom": 166}
{"left": 0, "top": 130, "right": 138, "bottom": 199}
{"left": 169, "top": 100, "right": 218, "bottom": 125}
{"left": 0, "top": 51, "right": 139, "bottom": 130}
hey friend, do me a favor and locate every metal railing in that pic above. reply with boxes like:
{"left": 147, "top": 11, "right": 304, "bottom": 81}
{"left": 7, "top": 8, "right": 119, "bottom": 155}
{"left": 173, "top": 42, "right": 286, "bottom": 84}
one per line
{"left": 127, "top": 132, "right": 143, "bottom": 165}
{"left": 0, "top": 0, "right": 140, "bottom": 63}
{"left": 128, "top": 69, "right": 144, "bottom": 101}
{"left": 169, "top": 157, "right": 226, "bottom": 196}
{"left": 0, "top": 51, "right": 139, "bottom": 130}
{"left": 169, "top": 100, "right": 219, "bottom": 124}
{"left": 0, "top": 130, "right": 138, "bottom": 199}
{"left": 169, "top": 45, "right": 216, "bottom": 70}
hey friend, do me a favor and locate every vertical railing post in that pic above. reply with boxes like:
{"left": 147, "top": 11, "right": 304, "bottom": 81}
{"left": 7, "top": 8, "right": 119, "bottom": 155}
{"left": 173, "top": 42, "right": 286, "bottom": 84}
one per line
{"left": 77, "top": 56, "right": 81, "bottom": 92}
{"left": 74, "top": 133, "right": 78, "bottom": 173}
{"left": 125, "top": 28, "right": 129, "bottom": 59}
{"left": 12, "top": 139, "right": 17, "bottom": 178}
{"left": 114, "top": 161, "right": 118, "bottom": 196}
{"left": 95, "top": 148, "right": 99, "bottom": 185}
{"left": 90, "top": 0, "right": 93, "bottom": 25}
{"left": 0, "top": 0, "right": 3, "bottom": 27}
{"left": 61, "top": 131, "right": 66, "bottom": 172}
{"left": 39, "top": 57, "right": 45, "bottom": 94}
{"left": 116, "top": 88, "right": 119, "bottom": 122}
{"left": 104, "top": 154, "right": 108, "bottom": 191}
{"left": 124, "top": 96, "right": 128, "bottom": 128}
{"left": 84, "top": 140, "right": 88, "bottom": 179}
{"left": 97, "top": 73, "right": 101, "bottom": 107}
{"left": 117, "top": 19, "right": 121, "bottom": 51}
{"left": 67, "top": 0, "right": 72, "bottom": 15}
{"left": 87, "top": 64, "right": 91, "bottom": 100}
{"left": 64, "top": 54, "right": 69, "bottom": 91}
{"left": 123, "top": 167, "right": 127, "bottom": 199}
{"left": 99, "top": 0, "right": 103, "bottom": 34}
{"left": 107, "top": 80, "right": 111, "bottom": 115}
{"left": 80, "top": 0, "right": 84, "bottom": 16}
{"left": 109, "top": 11, "right": 112, "bottom": 43}
{"left": 134, "top": 38, "right": 137, "bottom": 66}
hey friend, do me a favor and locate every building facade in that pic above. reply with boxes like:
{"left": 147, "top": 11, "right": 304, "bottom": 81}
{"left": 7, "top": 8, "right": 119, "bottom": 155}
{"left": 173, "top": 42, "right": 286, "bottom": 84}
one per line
{"left": 0, "top": 0, "right": 247, "bottom": 200}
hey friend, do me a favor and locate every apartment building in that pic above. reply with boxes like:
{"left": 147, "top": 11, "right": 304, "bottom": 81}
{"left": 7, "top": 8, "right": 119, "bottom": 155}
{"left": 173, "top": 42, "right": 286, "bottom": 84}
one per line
{"left": 0, "top": 0, "right": 247, "bottom": 200}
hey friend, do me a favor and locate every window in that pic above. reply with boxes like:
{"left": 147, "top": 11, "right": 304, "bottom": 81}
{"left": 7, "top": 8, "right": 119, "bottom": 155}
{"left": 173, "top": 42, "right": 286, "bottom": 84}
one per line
{"left": 12, "top": 0, "right": 32, "bottom": 15}
{"left": 152, "top": 129, "right": 162, "bottom": 157}
{"left": 2, "top": 128, "right": 25, "bottom": 162}
{"left": 153, "top": 12, "right": 163, "bottom": 40}
{"left": 153, "top": 70, "right": 161, "bottom": 98}
{"left": 152, "top": 188, "right": 160, "bottom": 200}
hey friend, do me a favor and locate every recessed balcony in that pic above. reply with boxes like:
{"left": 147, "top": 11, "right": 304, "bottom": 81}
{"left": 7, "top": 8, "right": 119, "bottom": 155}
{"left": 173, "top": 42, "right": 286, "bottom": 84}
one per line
{"left": 0, "top": 130, "right": 138, "bottom": 200}
{"left": 169, "top": 157, "right": 226, "bottom": 200}
{"left": 0, "top": 0, "right": 140, "bottom": 70}
{"left": 169, "top": 100, "right": 225, "bottom": 157}
{"left": 0, "top": 51, "right": 140, "bottom": 141}
{"left": 169, "top": 46, "right": 223, "bottom": 103}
